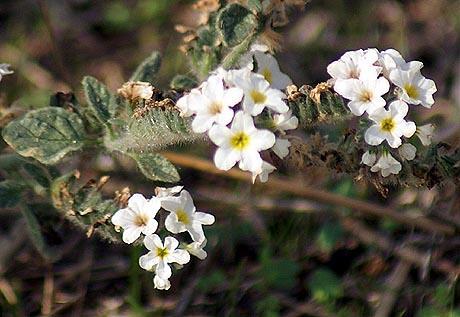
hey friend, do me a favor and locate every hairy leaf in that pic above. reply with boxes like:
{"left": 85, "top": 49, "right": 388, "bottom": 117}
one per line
{"left": 217, "top": 3, "right": 257, "bottom": 47}
{"left": 2, "top": 107, "right": 86, "bottom": 165}
{"left": 82, "top": 76, "right": 116, "bottom": 126}
{"left": 170, "top": 74, "right": 198, "bottom": 91}
{"left": 130, "top": 51, "right": 161, "bottom": 84}
{"left": 130, "top": 152, "right": 180, "bottom": 183}
{"left": 105, "top": 107, "right": 202, "bottom": 154}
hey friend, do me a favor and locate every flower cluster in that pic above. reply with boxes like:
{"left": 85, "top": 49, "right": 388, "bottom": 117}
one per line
{"left": 176, "top": 45, "right": 298, "bottom": 182}
{"left": 327, "top": 48, "right": 437, "bottom": 177}
{"left": 111, "top": 186, "right": 215, "bottom": 290}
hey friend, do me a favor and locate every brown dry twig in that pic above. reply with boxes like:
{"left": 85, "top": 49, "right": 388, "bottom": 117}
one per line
{"left": 161, "top": 152, "right": 455, "bottom": 236}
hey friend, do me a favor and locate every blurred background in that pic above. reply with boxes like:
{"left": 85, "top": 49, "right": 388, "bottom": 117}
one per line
{"left": 0, "top": 0, "right": 460, "bottom": 316}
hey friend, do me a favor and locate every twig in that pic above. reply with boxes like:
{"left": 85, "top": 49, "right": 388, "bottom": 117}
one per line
{"left": 36, "top": 0, "right": 73, "bottom": 88}
{"left": 340, "top": 217, "right": 460, "bottom": 277}
{"left": 373, "top": 260, "right": 411, "bottom": 317}
{"left": 41, "top": 266, "right": 54, "bottom": 316}
{"left": 162, "top": 152, "right": 455, "bottom": 236}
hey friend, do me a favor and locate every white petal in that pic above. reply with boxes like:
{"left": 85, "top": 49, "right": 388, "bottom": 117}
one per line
{"left": 139, "top": 252, "right": 159, "bottom": 271}
{"left": 169, "top": 249, "right": 191, "bottom": 265}
{"left": 141, "top": 219, "right": 158, "bottom": 236}
{"left": 398, "top": 143, "right": 417, "bottom": 161}
{"left": 122, "top": 226, "right": 143, "bottom": 244}
{"left": 402, "top": 121, "right": 416, "bottom": 138}
{"left": 251, "top": 129, "right": 276, "bottom": 151}
{"left": 214, "top": 147, "right": 240, "bottom": 171}
{"left": 192, "top": 114, "right": 215, "bottom": 133}
{"left": 222, "top": 87, "right": 244, "bottom": 107}
{"left": 188, "top": 223, "right": 206, "bottom": 243}
{"left": 164, "top": 236, "right": 179, "bottom": 251}
{"left": 156, "top": 260, "right": 172, "bottom": 279}
{"left": 165, "top": 213, "right": 186, "bottom": 234}
{"left": 194, "top": 212, "right": 215, "bottom": 225}
{"left": 208, "top": 125, "right": 232, "bottom": 147}
{"left": 128, "top": 194, "right": 148, "bottom": 213}
{"left": 365, "top": 125, "right": 385, "bottom": 146}
{"left": 240, "top": 150, "right": 263, "bottom": 173}
{"left": 143, "top": 234, "right": 163, "bottom": 251}
{"left": 272, "top": 138, "right": 291, "bottom": 159}
{"left": 153, "top": 275, "right": 171, "bottom": 290}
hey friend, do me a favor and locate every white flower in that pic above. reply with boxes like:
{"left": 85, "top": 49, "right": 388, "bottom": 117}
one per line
{"left": 370, "top": 152, "right": 402, "bottom": 177}
{"left": 155, "top": 186, "right": 183, "bottom": 199}
{"left": 361, "top": 151, "right": 377, "bottom": 166}
{"left": 185, "top": 240, "right": 208, "bottom": 260}
{"left": 176, "top": 88, "right": 203, "bottom": 117}
{"left": 272, "top": 138, "right": 291, "bottom": 159}
{"left": 190, "top": 75, "right": 244, "bottom": 133}
{"left": 364, "top": 100, "right": 416, "bottom": 148}
{"left": 153, "top": 275, "right": 171, "bottom": 290}
{"left": 234, "top": 72, "right": 289, "bottom": 116}
{"left": 253, "top": 161, "right": 276, "bottom": 183}
{"left": 334, "top": 69, "right": 390, "bottom": 115}
{"left": 273, "top": 110, "right": 298, "bottom": 133}
{"left": 327, "top": 49, "right": 381, "bottom": 82}
{"left": 0, "top": 64, "right": 13, "bottom": 81}
{"left": 374, "top": 48, "right": 406, "bottom": 78}
{"left": 253, "top": 52, "right": 292, "bottom": 90}
{"left": 111, "top": 194, "right": 160, "bottom": 244}
{"left": 139, "top": 234, "right": 190, "bottom": 279}
{"left": 208, "top": 111, "right": 276, "bottom": 172}
{"left": 389, "top": 64, "right": 437, "bottom": 108}
{"left": 398, "top": 143, "right": 417, "bottom": 161}
{"left": 416, "top": 124, "right": 435, "bottom": 146}
{"left": 238, "top": 43, "right": 270, "bottom": 70}
{"left": 161, "top": 190, "right": 215, "bottom": 243}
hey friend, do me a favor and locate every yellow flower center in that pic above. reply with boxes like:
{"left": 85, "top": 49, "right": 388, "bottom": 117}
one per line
{"left": 156, "top": 247, "right": 169, "bottom": 259}
{"left": 380, "top": 118, "right": 395, "bottom": 132}
{"left": 209, "top": 102, "right": 222, "bottom": 115}
{"left": 250, "top": 90, "right": 267, "bottom": 104}
{"left": 134, "top": 213, "right": 149, "bottom": 227}
{"left": 230, "top": 132, "right": 250, "bottom": 150}
{"left": 360, "top": 90, "right": 373, "bottom": 102}
{"left": 176, "top": 209, "right": 191, "bottom": 225}
{"left": 403, "top": 83, "right": 419, "bottom": 99}
{"left": 261, "top": 68, "right": 273, "bottom": 84}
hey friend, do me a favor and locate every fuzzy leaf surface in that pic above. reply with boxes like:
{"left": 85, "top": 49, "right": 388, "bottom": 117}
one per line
{"left": 2, "top": 107, "right": 86, "bottom": 165}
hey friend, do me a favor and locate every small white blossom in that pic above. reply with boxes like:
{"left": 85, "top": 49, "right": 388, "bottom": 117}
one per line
{"left": 361, "top": 151, "right": 377, "bottom": 166}
{"left": 161, "top": 190, "right": 215, "bottom": 243}
{"left": 253, "top": 161, "right": 276, "bottom": 183}
{"left": 364, "top": 100, "right": 416, "bottom": 148}
{"left": 398, "top": 143, "right": 417, "bottom": 161}
{"left": 208, "top": 111, "right": 275, "bottom": 172}
{"left": 370, "top": 152, "right": 402, "bottom": 177}
{"left": 185, "top": 240, "right": 208, "bottom": 260}
{"left": 234, "top": 71, "right": 289, "bottom": 116}
{"left": 176, "top": 88, "right": 203, "bottom": 117}
{"left": 327, "top": 49, "right": 381, "bottom": 82}
{"left": 0, "top": 64, "right": 13, "bottom": 81}
{"left": 272, "top": 137, "right": 291, "bottom": 159}
{"left": 111, "top": 194, "right": 161, "bottom": 244}
{"left": 390, "top": 64, "right": 437, "bottom": 108}
{"left": 155, "top": 186, "right": 183, "bottom": 199}
{"left": 253, "top": 52, "right": 292, "bottom": 90}
{"left": 153, "top": 275, "right": 171, "bottom": 290}
{"left": 373, "top": 48, "right": 406, "bottom": 78}
{"left": 189, "top": 75, "right": 244, "bottom": 133}
{"left": 334, "top": 69, "right": 390, "bottom": 115}
{"left": 273, "top": 110, "right": 299, "bottom": 133}
{"left": 238, "top": 43, "right": 270, "bottom": 70}
{"left": 416, "top": 124, "right": 435, "bottom": 146}
{"left": 139, "top": 234, "right": 190, "bottom": 280}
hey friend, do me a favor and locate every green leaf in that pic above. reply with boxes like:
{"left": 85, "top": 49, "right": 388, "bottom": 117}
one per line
{"left": 308, "top": 268, "right": 343, "bottom": 303}
{"left": 82, "top": 76, "right": 115, "bottom": 126}
{"left": 217, "top": 3, "right": 257, "bottom": 47}
{"left": 20, "top": 204, "right": 60, "bottom": 262}
{"left": 170, "top": 74, "right": 198, "bottom": 91}
{"left": 0, "top": 180, "right": 25, "bottom": 208}
{"left": 105, "top": 107, "right": 202, "bottom": 154}
{"left": 315, "top": 222, "right": 344, "bottom": 253}
{"left": 130, "top": 51, "right": 161, "bottom": 84}
{"left": 2, "top": 107, "right": 86, "bottom": 165}
{"left": 129, "top": 152, "right": 180, "bottom": 183}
